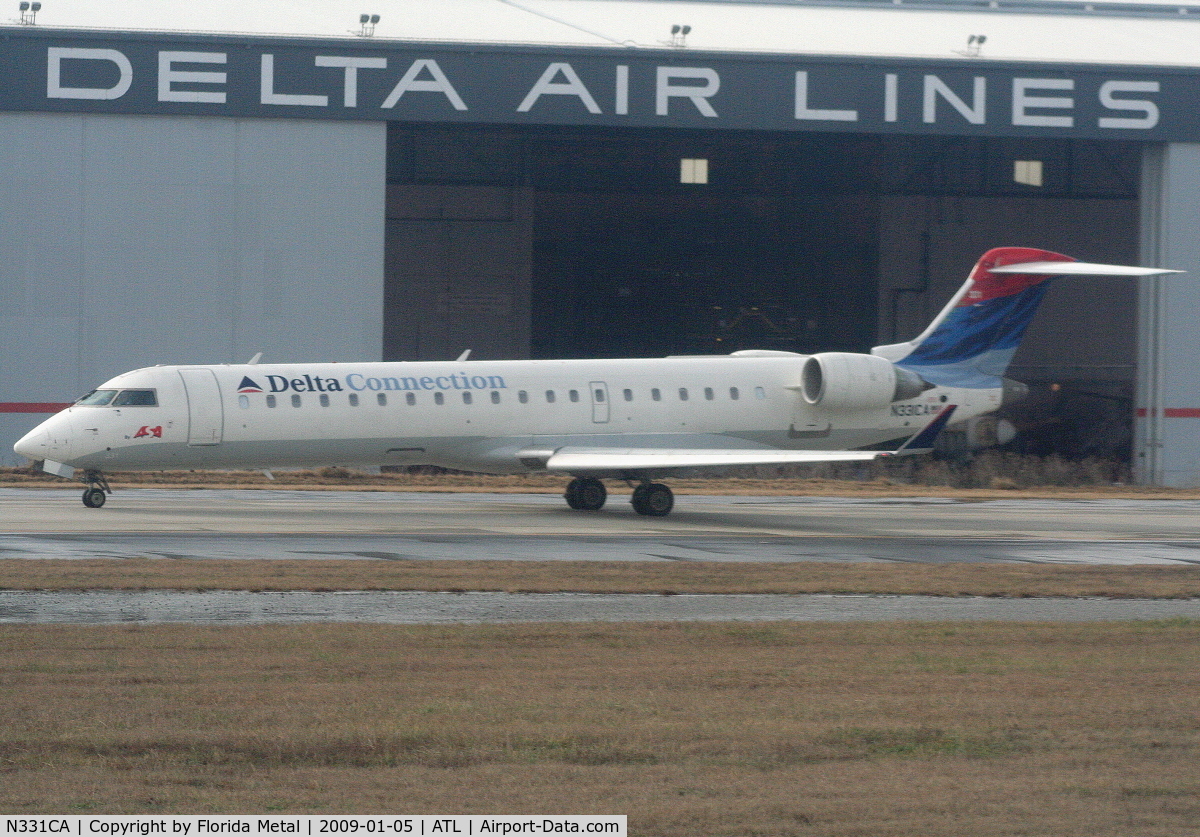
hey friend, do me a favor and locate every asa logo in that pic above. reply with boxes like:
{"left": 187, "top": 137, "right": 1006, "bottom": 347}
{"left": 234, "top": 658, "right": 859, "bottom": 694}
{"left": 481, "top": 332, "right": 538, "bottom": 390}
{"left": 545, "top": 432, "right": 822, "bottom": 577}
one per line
{"left": 134, "top": 426, "right": 163, "bottom": 438}
{"left": 237, "top": 376, "right": 264, "bottom": 393}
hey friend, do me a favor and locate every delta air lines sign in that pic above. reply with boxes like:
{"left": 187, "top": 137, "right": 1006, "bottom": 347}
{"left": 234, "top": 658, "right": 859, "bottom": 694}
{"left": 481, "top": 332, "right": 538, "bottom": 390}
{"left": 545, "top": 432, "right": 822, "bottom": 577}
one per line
{"left": 1, "top": 28, "right": 1195, "bottom": 139}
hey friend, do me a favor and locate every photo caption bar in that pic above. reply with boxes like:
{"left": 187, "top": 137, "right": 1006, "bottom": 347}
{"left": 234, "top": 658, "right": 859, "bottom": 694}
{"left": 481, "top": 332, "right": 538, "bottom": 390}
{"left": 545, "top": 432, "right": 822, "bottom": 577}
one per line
{"left": 2, "top": 817, "right": 626, "bottom": 837}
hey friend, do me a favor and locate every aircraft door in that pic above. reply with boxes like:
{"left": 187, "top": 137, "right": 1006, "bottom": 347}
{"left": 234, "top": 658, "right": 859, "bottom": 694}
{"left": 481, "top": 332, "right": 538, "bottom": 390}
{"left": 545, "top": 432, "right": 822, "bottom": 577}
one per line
{"left": 590, "top": 381, "right": 610, "bottom": 424}
{"left": 179, "top": 368, "right": 224, "bottom": 446}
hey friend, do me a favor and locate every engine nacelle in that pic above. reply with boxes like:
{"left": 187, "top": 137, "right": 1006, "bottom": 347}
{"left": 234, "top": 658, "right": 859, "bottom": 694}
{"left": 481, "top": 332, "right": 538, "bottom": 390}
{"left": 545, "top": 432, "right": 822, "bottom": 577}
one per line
{"left": 800, "top": 352, "right": 929, "bottom": 411}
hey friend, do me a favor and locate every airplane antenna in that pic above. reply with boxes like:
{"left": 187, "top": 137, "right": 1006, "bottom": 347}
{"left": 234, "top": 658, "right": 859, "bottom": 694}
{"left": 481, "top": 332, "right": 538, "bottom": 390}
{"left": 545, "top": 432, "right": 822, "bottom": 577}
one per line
{"left": 456, "top": 349, "right": 472, "bottom": 362}
{"left": 247, "top": 352, "right": 263, "bottom": 365}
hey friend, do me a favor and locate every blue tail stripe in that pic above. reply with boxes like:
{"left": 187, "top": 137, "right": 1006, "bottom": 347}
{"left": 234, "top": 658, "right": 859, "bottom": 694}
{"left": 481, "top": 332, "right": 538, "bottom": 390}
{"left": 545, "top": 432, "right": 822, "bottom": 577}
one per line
{"left": 897, "top": 283, "right": 1052, "bottom": 379}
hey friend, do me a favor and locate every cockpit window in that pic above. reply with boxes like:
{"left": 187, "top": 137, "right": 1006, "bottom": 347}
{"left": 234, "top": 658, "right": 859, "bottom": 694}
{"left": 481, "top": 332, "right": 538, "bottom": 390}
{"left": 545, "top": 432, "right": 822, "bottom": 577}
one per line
{"left": 76, "top": 390, "right": 117, "bottom": 406}
{"left": 112, "top": 389, "right": 158, "bottom": 407}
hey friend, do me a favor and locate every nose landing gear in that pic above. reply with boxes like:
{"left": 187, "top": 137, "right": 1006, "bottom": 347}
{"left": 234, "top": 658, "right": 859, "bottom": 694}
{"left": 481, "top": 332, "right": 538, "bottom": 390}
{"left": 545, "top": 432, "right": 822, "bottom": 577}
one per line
{"left": 81, "top": 470, "right": 111, "bottom": 508}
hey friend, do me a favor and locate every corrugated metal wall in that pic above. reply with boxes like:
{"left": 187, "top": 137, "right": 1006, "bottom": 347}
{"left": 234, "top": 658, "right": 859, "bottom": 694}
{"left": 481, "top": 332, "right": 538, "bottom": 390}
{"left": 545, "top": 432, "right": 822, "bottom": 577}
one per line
{"left": 1137, "top": 143, "right": 1200, "bottom": 486}
{"left": 0, "top": 112, "right": 385, "bottom": 465}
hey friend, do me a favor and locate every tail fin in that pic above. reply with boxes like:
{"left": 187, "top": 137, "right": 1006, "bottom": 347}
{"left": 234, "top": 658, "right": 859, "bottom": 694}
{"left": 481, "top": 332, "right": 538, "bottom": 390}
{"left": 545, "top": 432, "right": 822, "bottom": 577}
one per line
{"left": 872, "top": 247, "right": 1179, "bottom": 389}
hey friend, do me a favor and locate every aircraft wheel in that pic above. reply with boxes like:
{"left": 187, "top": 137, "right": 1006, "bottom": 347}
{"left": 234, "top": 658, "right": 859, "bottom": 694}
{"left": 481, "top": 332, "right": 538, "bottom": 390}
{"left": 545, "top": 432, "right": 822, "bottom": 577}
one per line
{"left": 631, "top": 482, "right": 673, "bottom": 517}
{"left": 565, "top": 477, "right": 606, "bottom": 511}
{"left": 82, "top": 487, "right": 107, "bottom": 508}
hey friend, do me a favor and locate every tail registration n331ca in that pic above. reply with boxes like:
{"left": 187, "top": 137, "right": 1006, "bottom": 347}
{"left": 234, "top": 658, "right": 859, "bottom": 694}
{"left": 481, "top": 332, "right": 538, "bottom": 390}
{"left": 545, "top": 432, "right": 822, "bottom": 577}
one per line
{"left": 15, "top": 247, "right": 1180, "bottom": 516}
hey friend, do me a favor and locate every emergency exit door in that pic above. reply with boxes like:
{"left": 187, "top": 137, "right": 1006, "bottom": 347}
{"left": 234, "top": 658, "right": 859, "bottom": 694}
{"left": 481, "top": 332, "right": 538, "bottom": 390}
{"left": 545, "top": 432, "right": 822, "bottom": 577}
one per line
{"left": 590, "top": 381, "right": 610, "bottom": 423}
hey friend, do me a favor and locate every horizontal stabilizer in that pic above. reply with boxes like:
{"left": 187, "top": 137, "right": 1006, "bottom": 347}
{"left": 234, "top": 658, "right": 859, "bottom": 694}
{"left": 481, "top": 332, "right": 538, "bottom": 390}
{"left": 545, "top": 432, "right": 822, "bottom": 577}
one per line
{"left": 887, "top": 404, "right": 957, "bottom": 455}
{"left": 989, "top": 261, "right": 1182, "bottom": 276}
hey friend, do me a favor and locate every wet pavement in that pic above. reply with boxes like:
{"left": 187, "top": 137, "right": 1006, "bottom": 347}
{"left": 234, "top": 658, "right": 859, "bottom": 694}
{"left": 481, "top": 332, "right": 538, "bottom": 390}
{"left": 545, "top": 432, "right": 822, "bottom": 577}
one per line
{"left": 6, "top": 488, "right": 1200, "bottom": 564}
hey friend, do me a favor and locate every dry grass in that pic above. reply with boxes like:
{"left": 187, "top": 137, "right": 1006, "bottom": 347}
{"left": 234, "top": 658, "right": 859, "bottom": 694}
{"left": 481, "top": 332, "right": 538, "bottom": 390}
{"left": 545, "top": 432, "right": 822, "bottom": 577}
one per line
{"left": 1, "top": 620, "right": 1199, "bottom": 835}
{"left": 4, "top": 558, "right": 1200, "bottom": 599}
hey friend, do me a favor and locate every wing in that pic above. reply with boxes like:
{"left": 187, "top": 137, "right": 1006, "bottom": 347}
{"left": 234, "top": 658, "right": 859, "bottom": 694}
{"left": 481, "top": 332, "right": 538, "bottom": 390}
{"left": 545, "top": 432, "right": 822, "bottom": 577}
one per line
{"left": 537, "top": 405, "right": 957, "bottom": 472}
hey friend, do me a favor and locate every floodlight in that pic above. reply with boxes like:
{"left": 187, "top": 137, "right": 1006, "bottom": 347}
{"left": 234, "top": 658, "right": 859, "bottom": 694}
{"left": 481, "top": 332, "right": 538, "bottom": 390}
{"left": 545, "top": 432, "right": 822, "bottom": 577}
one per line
{"left": 360, "top": 13, "right": 369, "bottom": 23}
{"left": 681, "top": 25, "right": 691, "bottom": 34}
{"left": 671, "top": 24, "right": 680, "bottom": 34}
{"left": 30, "top": 2, "right": 39, "bottom": 9}
{"left": 370, "top": 14, "right": 379, "bottom": 23}
{"left": 19, "top": 2, "right": 29, "bottom": 11}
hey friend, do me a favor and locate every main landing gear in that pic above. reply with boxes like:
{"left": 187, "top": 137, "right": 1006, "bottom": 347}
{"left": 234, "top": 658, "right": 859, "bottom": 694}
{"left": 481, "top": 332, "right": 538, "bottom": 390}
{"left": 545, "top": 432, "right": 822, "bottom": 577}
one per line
{"left": 81, "top": 470, "right": 111, "bottom": 508}
{"left": 563, "top": 477, "right": 675, "bottom": 517}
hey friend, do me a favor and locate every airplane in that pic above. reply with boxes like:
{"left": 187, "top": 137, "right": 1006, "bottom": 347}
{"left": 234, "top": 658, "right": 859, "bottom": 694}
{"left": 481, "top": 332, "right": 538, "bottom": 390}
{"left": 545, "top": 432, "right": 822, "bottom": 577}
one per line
{"left": 14, "top": 246, "right": 1180, "bottom": 515}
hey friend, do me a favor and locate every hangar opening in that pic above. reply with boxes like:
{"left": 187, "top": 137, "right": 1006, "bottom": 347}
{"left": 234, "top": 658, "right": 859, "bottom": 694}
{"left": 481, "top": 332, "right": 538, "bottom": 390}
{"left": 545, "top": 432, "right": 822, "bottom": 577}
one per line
{"left": 384, "top": 123, "right": 1140, "bottom": 455}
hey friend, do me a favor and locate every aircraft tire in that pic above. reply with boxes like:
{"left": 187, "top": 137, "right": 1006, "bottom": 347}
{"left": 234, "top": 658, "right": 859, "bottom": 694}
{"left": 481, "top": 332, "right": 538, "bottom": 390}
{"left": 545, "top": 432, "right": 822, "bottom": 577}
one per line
{"left": 631, "top": 483, "right": 673, "bottom": 517}
{"left": 565, "top": 477, "right": 606, "bottom": 511}
{"left": 82, "top": 487, "right": 106, "bottom": 508}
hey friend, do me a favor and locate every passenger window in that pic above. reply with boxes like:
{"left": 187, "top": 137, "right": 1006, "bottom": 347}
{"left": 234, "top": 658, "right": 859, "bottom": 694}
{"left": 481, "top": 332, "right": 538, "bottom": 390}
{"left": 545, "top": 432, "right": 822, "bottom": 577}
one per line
{"left": 679, "top": 388, "right": 689, "bottom": 401}
{"left": 377, "top": 393, "right": 387, "bottom": 406}
{"left": 623, "top": 389, "right": 633, "bottom": 402}
{"left": 730, "top": 387, "right": 739, "bottom": 400}
{"left": 113, "top": 389, "right": 157, "bottom": 407}
{"left": 406, "top": 392, "right": 416, "bottom": 406}
{"left": 291, "top": 394, "right": 301, "bottom": 408}
{"left": 434, "top": 392, "right": 444, "bottom": 405}
{"left": 491, "top": 391, "right": 501, "bottom": 404}
{"left": 349, "top": 393, "right": 359, "bottom": 406}
{"left": 319, "top": 394, "right": 330, "bottom": 407}
{"left": 463, "top": 392, "right": 473, "bottom": 405}
{"left": 755, "top": 386, "right": 766, "bottom": 400}
{"left": 569, "top": 390, "right": 580, "bottom": 402}
{"left": 704, "top": 387, "right": 714, "bottom": 401}
{"left": 546, "top": 390, "right": 556, "bottom": 404}
{"left": 651, "top": 388, "right": 661, "bottom": 402}
{"left": 238, "top": 395, "right": 249, "bottom": 410}
{"left": 76, "top": 390, "right": 117, "bottom": 406}
{"left": 266, "top": 395, "right": 277, "bottom": 408}
{"left": 519, "top": 390, "right": 529, "bottom": 404}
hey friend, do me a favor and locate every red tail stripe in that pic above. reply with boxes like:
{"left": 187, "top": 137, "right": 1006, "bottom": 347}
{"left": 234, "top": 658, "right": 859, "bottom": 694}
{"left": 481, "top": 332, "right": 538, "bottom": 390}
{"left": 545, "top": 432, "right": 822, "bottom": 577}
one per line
{"left": 1136, "top": 408, "right": 1200, "bottom": 418}
{"left": 0, "top": 403, "right": 71, "bottom": 414}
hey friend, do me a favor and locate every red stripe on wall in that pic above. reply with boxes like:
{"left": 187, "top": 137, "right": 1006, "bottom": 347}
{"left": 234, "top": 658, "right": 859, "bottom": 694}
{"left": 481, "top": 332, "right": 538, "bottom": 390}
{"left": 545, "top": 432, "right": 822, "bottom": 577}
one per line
{"left": 1136, "top": 408, "right": 1200, "bottom": 418}
{"left": 0, "top": 403, "right": 71, "bottom": 414}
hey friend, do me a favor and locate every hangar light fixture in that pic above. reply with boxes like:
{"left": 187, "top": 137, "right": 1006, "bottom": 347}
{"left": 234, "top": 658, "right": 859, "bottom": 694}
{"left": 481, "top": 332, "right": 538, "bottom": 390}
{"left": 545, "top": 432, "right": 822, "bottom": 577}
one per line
{"left": 17, "top": 1, "right": 40, "bottom": 24}
{"left": 356, "top": 13, "right": 380, "bottom": 36}
{"left": 955, "top": 33, "right": 987, "bottom": 57}
{"left": 668, "top": 24, "right": 691, "bottom": 47}
{"left": 681, "top": 158, "right": 708, "bottom": 184}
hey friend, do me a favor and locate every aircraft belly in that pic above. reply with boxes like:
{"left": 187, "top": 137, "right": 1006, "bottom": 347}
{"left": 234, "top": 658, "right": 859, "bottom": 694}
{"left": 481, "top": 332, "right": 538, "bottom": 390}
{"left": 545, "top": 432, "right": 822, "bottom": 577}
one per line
{"left": 72, "top": 436, "right": 472, "bottom": 471}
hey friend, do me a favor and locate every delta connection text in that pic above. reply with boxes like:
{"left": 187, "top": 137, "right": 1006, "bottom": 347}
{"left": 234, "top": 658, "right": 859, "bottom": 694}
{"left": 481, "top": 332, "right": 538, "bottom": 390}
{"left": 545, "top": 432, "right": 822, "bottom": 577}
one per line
{"left": 252, "top": 372, "right": 507, "bottom": 394}
{"left": 3, "top": 817, "right": 625, "bottom": 837}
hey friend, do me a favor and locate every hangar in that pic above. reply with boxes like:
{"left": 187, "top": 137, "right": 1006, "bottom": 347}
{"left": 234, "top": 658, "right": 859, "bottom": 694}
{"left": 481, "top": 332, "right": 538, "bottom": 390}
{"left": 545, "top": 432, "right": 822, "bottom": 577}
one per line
{"left": 3, "top": 0, "right": 1200, "bottom": 483}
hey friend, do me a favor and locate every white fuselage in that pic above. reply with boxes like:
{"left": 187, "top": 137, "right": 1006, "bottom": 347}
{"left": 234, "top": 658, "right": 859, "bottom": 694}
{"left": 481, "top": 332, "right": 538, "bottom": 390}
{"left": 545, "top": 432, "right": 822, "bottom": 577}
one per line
{"left": 15, "top": 355, "right": 1001, "bottom": 475}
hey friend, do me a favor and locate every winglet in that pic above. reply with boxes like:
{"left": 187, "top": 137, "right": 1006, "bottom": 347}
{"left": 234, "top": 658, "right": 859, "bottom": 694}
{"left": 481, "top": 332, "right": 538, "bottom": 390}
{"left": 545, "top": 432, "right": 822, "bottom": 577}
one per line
{"left": 885, "top": 404, "right": 957, "bottom": 456}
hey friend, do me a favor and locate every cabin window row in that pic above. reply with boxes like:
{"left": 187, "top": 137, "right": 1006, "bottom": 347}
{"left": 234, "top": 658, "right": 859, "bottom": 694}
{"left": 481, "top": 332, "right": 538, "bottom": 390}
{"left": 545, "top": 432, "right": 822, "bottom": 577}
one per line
{"left": 238, "top": 386, "right": 767, "bottom": 410}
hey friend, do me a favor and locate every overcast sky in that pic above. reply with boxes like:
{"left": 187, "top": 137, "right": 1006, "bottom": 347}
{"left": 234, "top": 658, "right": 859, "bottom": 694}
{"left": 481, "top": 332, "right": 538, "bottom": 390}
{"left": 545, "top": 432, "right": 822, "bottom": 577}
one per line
{"left": 8, "top": 0, "right": 1200, "bottom": 65}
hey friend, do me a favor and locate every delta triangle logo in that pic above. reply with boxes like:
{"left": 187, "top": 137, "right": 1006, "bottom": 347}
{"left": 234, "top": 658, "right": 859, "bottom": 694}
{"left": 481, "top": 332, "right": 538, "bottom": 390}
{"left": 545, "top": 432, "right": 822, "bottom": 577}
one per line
{"left": 237, "top": 376, "right": 264, "bottom": 393}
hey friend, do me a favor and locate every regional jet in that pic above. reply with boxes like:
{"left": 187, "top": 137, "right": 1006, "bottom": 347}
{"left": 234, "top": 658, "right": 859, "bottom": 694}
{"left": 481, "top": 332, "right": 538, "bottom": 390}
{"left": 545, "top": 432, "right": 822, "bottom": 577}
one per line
{"left": 14, "top": 247, "right": 1179, "bottom": 515}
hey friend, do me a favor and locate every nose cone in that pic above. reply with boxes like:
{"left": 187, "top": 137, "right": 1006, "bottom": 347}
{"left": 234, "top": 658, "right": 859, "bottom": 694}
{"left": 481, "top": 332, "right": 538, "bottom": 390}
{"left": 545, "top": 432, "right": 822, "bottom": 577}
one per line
{"left": 14, "top": 425, "right": 49, "bottom": 460}
{"left": 14, "top": 413, "right": 73, "bottom": 463}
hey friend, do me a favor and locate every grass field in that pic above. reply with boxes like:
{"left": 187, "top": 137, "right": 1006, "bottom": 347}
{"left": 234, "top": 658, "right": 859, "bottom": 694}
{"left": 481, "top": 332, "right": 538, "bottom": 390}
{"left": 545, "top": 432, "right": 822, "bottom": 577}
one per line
{"left": 5, "top": 465, "right": 1200, "bottom": 830}
{"left": 2, "top": 620, "right": 1199, "bottom": 835}
{"left": 4, "top": 558, "right": 1200, "bottom": 599}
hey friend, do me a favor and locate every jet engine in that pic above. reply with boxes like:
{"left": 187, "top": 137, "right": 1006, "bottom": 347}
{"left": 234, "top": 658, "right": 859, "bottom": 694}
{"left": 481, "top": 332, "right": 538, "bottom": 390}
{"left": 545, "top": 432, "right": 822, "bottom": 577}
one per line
{"left": 800, "top": 352, "right": 930, "bottom": 411}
